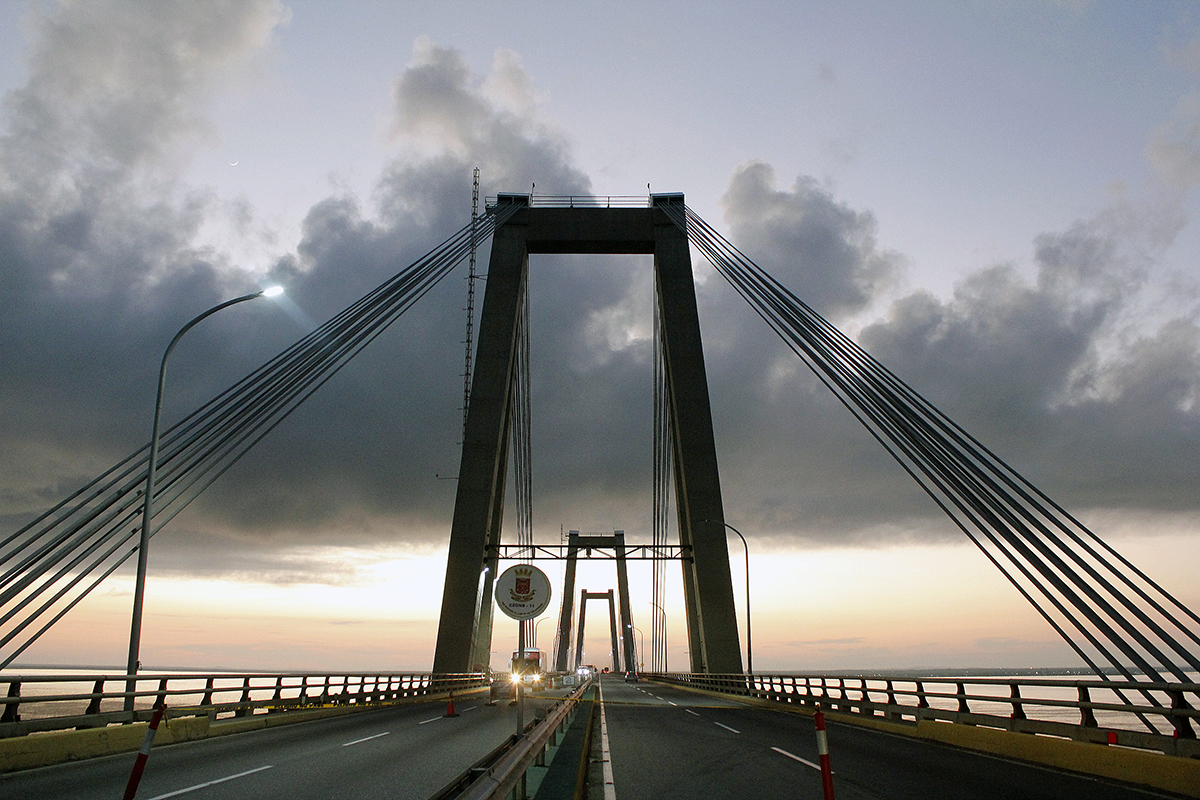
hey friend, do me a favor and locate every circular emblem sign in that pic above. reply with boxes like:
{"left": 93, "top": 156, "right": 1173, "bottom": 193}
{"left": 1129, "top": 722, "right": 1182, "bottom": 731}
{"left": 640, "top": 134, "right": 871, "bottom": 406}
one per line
{"left": 494, "top": 564, "right": 552, "bottom": 620}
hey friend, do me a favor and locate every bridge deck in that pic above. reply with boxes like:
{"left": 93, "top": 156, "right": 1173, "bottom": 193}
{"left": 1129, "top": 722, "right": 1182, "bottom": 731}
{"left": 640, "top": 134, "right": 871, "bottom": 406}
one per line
{"left": 2, "top": 675, "right": 1191, "bottom": 799}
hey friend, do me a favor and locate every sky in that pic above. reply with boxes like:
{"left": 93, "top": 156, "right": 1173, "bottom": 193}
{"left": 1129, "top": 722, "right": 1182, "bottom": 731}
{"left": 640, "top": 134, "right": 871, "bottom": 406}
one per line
{"left": 2, "top": 0, "right": 1200, "bottom": 673}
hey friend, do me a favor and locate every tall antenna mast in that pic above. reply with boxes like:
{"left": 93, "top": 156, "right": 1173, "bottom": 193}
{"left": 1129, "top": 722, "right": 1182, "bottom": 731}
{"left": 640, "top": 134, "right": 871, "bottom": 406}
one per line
{"left": 462, "top": 167, "right": 480, "bottom": 438}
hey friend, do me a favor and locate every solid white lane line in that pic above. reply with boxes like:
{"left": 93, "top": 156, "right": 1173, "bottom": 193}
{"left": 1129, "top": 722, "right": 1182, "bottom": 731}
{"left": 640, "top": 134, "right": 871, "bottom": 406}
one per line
{"left": 146, "top": 766, "right": 273, "bottom": 799}
{"left": 714, "top": 722, "right": 740, "bottom": 734}
{"left": 343, "top": 732, "right": 390, "bottom": 746}
{"left": 600, "top": 682, "right": 617, "bottom": 800}
{"left": 418, "top": 716, "right": 443, "bottom": 725}
{"left": 771, "top": 746, "right": 821, "bottom": 771}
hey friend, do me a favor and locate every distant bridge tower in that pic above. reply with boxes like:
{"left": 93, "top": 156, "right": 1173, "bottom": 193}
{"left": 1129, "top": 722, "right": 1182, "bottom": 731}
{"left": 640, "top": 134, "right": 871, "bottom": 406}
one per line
{"left": 574, "top": 589, "right": 622, "bottom": 673}
{"left": 554, "top": 531, "right": 636, "bottom": 673}
{"left": 431, "top": 194, "right": 743, "bottom": 675}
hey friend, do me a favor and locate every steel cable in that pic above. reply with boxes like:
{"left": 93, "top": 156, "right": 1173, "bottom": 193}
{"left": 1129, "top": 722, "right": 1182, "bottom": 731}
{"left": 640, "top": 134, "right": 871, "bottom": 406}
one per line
{"left": 662, "top": 202, "right": 1199, "bottom": 698}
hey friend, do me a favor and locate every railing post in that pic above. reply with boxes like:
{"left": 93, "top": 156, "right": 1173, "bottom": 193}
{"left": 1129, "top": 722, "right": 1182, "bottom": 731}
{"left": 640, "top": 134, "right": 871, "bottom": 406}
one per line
{"left": 268, "top": 676, "right": 284, "bottom": 713}
{"left": 200, "top": 677, "right": 214, "bottom": 707}
{"left": 1009, "top": 683, "right": 1026, "bottom": 722}
{"left": 1078, "top": 686, "right": 1098, "bottom": 728}
{"left": 2, "top": 681, "right": 20, "bottom": 723}
{"left": 915, "top": 681, "right": 929, "bottom": 710}
{"left": 86, "top": 679, "right": 105, "bottom": 715}
{"left": 155, "top": 678, "right": 168, "bottom": 711}
{"left": 957, "top": 682, "right": 969, "bottom": 714}
{"left": 1168, "top": 689, "right": 1197, "bottom": 739}
{"left": 859, "top": 680, "right": 873, "bottom": 717}
{"left": 235, "top": 677, "right": 252, "bottom": 717}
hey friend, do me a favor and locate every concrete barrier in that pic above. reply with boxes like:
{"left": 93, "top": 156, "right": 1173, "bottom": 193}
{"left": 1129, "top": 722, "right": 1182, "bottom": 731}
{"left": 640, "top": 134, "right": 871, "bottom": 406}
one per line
{"left": 915, "top": 718, "right": 1200, "bottom": 798}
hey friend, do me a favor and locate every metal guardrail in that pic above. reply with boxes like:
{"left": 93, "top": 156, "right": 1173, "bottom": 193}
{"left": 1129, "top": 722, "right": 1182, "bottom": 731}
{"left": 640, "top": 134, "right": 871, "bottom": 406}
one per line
{"left": 0, "top": 671, "right": 488, "bottom": 738}
{"left": 486, "top": 195, "right": 652, "bottom": 209}
{"left": 447, "top": 679, "right": 592, "bottom": 800}
{"left": 647, "top": 672, "right": 1200, "bottom": 758}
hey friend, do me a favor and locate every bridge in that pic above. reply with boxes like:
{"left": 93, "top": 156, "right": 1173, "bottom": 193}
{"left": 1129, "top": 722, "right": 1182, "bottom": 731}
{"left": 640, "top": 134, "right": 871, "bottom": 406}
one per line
{"left": 0, "top": 192, "right": 1198, "bottom": 797}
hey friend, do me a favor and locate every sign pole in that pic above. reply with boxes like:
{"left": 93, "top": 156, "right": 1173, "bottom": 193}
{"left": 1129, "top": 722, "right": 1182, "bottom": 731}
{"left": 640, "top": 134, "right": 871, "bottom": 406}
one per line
{"left": 493, "top": 564, "right": 552, "bottom": 741}
{"left": 516, "top": 619, "right": 525, "bottom": 737}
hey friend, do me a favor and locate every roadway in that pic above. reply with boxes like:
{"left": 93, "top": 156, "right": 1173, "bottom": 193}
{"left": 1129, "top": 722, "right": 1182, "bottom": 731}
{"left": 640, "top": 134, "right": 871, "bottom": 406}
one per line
{"left": 0, "top": 687, "right": 564, "bottom": 800}
{"left": 598, "top": 674, "right": 1176, "bottom": 800}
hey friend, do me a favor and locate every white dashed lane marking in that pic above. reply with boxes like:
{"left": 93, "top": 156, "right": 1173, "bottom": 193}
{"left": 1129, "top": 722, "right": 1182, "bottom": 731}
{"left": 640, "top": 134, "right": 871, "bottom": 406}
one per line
{"left": 343, "top": 732, "right": 390, "bottom": 747}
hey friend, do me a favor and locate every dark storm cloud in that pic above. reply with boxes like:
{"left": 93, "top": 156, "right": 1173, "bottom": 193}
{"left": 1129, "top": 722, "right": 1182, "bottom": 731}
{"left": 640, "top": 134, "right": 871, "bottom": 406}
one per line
{"left": 4, "top": 2, "right": 1199, "bottom": 586}
{"left": 0, "top": 0, "right": 288, "bottom": 525}
{"left": 719, "top": 161, "right": 900, "bottom": 318}
{"left": 163, "top": 39, "right": 622, "bottom": 561}
{"left": 706, "top": 162, "right": 1200, "bottom": 542}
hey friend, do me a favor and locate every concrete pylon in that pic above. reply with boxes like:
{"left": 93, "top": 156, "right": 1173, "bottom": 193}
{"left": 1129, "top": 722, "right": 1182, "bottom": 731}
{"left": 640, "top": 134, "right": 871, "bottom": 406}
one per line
{"left": 553, "top": 531, "right": 638, "bottom": 673}
{"left": 572, "top": 589, "right": 621, "bottom": 673}
{"left": 432, "top": 194, "right": 743, "bottom": 675}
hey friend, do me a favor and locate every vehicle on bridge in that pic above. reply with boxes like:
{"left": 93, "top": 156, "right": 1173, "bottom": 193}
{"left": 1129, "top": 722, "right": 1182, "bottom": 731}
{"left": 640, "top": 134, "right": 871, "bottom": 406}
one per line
{"left": 510, "top": 647, "right": 546, "bottom": 689}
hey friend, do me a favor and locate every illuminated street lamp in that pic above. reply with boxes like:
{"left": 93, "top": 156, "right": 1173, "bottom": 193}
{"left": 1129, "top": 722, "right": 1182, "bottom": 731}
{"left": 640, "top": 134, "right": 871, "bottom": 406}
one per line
{"left": 704, "top": 519, "right": 752, "bottom": 676}
{"left": 125, "top": 287, "right": 283, "bottom": 711}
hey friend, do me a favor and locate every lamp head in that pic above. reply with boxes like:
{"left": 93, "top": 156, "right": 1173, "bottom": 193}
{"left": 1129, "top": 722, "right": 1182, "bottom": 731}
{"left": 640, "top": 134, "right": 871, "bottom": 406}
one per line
{"left": 261, "top": 285, "right": 284, "bottom": 298}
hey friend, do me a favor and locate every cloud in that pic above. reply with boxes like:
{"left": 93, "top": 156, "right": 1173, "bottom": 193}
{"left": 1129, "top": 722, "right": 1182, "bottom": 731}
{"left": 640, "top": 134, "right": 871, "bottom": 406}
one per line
{"left": 4, "top": 3, "right": 1200, "bottom": 607}
{"left": 852, "top": 189, "right": 1200, "bottom": 516}
{"left": 719, "top": 161, "right": 900, "bottom": 319}
{"left": 0, "top": 0, "right": 289, "bottom": 524}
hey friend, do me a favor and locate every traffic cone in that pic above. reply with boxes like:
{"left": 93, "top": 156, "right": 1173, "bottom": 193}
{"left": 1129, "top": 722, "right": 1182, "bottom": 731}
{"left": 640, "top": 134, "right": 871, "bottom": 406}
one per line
{"left": 444, "top": 691, "right": 459, "bottom": 717}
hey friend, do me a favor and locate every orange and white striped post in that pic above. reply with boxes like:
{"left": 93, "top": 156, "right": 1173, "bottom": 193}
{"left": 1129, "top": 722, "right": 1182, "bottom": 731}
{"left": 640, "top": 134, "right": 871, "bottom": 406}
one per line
{"left": 122, "top": 703, "right": 166, "bottom": 799}
{"left": 813, "top": 704, "right": 835, "bottom": 800}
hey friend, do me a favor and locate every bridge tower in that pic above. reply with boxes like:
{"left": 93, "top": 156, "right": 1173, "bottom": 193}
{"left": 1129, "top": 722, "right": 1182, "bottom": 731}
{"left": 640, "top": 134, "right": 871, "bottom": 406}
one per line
{"left": 431, "top": 194, "right": 743, "bottom": 675}
{"left": 554, "top": 531, "right": 637, "bottom": 673}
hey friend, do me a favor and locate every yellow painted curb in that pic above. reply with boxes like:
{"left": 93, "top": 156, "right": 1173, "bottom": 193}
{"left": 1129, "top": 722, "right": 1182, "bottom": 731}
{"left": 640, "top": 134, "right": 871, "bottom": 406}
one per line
{"left": 0, "top": 716, "right": 209, "bottom": 773}
{"left": 916, "top": 719, "right": 1200, "bottom": 798}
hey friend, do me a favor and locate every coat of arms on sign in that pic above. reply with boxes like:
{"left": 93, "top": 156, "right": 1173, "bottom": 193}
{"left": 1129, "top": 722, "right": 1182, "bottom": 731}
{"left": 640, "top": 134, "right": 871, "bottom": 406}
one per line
{"left": 510, "top": 567, "right": 535, "bottom": 601}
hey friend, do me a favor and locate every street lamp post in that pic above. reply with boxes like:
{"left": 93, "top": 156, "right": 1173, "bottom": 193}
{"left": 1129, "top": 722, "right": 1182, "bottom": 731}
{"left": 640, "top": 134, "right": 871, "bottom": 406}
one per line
{"left": 125, "top": 287, "right": 282, "bottom": 711}
{"left": 650, "top": 601, "right": 666, "bottom": 672}
{"left": 704, "top": 520, "right": 752, "bottom": 676}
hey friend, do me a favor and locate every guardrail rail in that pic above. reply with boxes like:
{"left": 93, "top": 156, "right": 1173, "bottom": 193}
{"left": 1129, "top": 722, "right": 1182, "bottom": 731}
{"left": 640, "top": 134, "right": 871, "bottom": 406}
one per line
{"left": 0, "top": 671, "right": 488, "bottom": 738}
{"left": 486, "top": 194, "right": 653, "bottom": 209}
{"left": 445, "top": 679, "right": 592, "bottom": 800}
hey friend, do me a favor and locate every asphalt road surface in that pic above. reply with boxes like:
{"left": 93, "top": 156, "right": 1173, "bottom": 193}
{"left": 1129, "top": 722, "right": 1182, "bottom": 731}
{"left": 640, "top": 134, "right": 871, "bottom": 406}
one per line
{"left": 598, "top": 675, "right": 1177, "bottom": 800}
{"left": 0, "top": 688, "right": 565, "bottom": 800}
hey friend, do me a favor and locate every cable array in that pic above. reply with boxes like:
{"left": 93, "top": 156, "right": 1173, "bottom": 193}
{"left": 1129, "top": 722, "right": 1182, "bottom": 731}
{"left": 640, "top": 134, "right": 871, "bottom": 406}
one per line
{"left": 651, "top": 294, "right": 671, "bottom": 673}
{"left": 659, "top": 203, "right": 1200, "bottom": 704}
{"left": 0, "top": 202, "right": 520, "bottom": 668}
{"left": 512, "top": 269, "right": 535, "bottom": 648}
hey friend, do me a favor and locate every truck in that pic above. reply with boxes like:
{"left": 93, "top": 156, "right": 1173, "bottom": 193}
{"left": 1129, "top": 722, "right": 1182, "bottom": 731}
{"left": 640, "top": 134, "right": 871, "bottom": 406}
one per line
{"left": 510, "top": 647, "right": 546, "bottom": 689}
